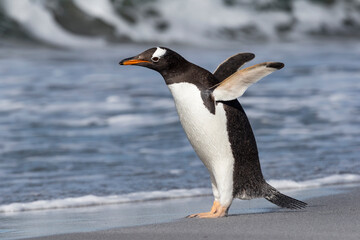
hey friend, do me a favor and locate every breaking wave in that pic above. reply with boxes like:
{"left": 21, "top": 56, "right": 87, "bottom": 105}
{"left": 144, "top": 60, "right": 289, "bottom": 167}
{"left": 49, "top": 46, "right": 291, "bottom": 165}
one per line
{"left": 1, "top": 174, "right": 359, "bottom": 213}
{"left": 1, "top": 0, "right": 360, "bottom": 48}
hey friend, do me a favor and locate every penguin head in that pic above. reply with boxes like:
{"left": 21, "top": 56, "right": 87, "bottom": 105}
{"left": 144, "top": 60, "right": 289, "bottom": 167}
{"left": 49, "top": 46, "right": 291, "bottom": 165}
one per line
{"left": 119, "top": 47, "right": 188, "bottom": 74}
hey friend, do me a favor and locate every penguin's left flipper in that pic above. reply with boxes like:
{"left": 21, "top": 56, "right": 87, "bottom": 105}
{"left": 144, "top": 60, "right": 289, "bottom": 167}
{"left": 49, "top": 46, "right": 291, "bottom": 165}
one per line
{"left": 212, "top": 62, "right": 284, "bottom": 102}
{"left": 213, "top": 52, "right": 255, "bottom": 81}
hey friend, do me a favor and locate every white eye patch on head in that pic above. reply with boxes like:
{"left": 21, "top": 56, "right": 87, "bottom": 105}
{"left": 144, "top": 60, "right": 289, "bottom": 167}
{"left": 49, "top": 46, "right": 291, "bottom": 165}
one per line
{"left": 151, "top": 47, "right": 167, "bottom": 62}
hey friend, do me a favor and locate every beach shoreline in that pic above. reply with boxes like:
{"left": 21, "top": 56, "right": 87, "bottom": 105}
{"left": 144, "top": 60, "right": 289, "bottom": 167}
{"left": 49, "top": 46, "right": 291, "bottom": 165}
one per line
{"left": 19, "top": 184, "right": 360, "bottom": 240}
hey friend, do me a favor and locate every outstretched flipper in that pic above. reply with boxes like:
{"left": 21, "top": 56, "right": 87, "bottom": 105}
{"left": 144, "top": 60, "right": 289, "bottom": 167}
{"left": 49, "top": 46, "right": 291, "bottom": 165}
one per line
{"left": 213, "top": 53, "right": 255, "bottom": 81}
{"left": 212, "top": 62, "right": 284, "bottom": 102}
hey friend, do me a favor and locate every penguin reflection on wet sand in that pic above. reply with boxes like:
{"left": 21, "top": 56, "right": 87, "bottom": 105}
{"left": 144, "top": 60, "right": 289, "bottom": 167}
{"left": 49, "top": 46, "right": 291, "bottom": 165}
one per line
{"left": 119, "top": 47, "right": 307, "bottom": 218}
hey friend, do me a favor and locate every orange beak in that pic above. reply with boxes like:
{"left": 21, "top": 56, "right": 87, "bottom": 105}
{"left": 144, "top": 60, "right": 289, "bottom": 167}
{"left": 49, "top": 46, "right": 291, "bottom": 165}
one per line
{"left": 119, "top": 57, "right": 150, "bottom": 65}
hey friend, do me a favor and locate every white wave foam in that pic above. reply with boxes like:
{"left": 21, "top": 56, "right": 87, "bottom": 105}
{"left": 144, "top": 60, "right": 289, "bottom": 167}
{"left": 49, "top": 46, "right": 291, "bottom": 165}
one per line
{"left": 1, "top": 174, "right": 359, "bottom": 213}
{"left": 0, "top": 100, "right": 24, "bottom": 112}
{"left": 2, "top": 0, "right": 359, "bottom": 48}
{"left": 0, "top": 188, "right": 211, "bottom": 213}
{"left": 73, "top": 0, "right": 132, "bottom": 38}
{"left": 52, "top": 117, "right": 107, "bottom": 127}
{"left": 107, "top": 113, "right": 178, "bottom": 128}
{"left": 269, "top": 174, "right": 360, "bottom": 190}
{"left": 293, "top": 0, "right": 350, "bottom": 37}
{"left": 1, "top": 0, "right": 105, "bottom": 48}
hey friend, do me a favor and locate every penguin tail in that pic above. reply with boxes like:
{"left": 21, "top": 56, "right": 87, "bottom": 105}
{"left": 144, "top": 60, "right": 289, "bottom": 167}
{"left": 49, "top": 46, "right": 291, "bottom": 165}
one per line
{"left": 264, "top": 184, "right": 307, "bottom": 209}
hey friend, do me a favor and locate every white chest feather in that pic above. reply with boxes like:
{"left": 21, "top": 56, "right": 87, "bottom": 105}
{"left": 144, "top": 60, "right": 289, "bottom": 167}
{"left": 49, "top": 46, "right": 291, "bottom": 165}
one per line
{"left": 168, "top": 82, "right": 234, "bottom": 173}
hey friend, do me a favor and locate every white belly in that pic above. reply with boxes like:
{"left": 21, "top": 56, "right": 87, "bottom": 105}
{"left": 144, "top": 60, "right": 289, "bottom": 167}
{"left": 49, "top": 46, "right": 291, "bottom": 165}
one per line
{"left": 168, "top": 82, "right": 234, "bottom": 206}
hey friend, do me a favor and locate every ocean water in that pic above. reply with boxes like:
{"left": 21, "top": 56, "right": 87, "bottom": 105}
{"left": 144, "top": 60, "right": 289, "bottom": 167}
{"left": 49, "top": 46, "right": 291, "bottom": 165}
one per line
{"left": 0, "top": 41, "right": 359, "bottom": 214}
{"left": 1, "top": 0, "right": 360, "bottom": 48}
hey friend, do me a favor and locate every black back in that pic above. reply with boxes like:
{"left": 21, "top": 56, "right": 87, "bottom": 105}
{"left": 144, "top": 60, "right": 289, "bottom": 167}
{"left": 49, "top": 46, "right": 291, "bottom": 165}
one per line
{"left": 222, "top": 100, "right": 265, "bottom": 198}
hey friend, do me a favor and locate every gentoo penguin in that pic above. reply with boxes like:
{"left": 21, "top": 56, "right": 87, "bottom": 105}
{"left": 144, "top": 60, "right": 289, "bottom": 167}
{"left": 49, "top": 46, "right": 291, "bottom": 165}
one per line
{"left": 119, "top": 47, "right": 307, "bottom": 218}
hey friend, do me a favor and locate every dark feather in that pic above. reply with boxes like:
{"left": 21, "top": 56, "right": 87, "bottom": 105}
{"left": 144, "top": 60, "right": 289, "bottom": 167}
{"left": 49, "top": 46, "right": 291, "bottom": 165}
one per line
{"left": 213, "top": 53, "right": 255, "bottom": 81}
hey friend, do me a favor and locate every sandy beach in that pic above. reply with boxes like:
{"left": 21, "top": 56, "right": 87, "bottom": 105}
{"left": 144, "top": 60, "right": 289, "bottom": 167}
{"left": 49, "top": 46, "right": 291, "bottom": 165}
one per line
{"left": 21, "top": 185, "right": 360, "bottom": 240}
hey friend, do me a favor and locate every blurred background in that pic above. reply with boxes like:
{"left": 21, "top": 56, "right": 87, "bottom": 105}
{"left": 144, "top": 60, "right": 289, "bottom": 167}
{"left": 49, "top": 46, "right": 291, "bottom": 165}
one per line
{"left": 0, "top": 0, "right": 359, "bottom": 216}
{"left": 1, "top": 0, "right": 360, "bottom": 47}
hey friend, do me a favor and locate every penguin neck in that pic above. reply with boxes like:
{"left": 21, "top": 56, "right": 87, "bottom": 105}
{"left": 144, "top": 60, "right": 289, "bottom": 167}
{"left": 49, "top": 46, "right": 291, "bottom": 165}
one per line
{"left": 162, "top": 64, "right": 220, "bottom": 90}
{"left": 159, "top": 60, "right": 192, "bottom": 85}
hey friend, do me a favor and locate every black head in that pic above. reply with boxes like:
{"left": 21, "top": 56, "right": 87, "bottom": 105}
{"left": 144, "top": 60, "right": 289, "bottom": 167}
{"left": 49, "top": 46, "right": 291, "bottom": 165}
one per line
{"left": 119, "top": 47, "right": 189, "bottom": 76}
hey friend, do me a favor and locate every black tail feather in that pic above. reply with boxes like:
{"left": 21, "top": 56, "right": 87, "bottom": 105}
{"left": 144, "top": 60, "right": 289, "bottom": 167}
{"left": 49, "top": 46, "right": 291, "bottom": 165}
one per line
{"left": 264, "top": 185, "right": 307, "bottom": 209}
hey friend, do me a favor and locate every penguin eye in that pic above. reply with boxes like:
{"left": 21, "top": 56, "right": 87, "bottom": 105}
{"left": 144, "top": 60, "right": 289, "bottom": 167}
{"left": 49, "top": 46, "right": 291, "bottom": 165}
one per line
{"left": 151, "top": 56, "right": 160, "bottom": 62}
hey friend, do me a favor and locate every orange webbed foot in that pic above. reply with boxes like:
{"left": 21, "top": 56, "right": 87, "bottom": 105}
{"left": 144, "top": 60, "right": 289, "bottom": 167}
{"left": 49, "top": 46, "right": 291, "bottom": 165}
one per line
{"left": 186, "top": 201, "right": 228, "bottom": 218}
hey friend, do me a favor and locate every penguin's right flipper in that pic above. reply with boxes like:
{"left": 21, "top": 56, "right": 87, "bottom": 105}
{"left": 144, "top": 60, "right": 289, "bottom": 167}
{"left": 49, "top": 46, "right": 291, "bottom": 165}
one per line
{"left": 213, "top": 53, "right": 255, "bottom": 82}
{"left": 212, "top": 62, "right": 284, "bottom": 102}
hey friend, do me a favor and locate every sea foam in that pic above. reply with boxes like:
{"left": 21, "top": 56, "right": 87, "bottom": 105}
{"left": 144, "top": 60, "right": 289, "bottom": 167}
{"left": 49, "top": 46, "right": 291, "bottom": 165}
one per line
{"left": 1, "top": 0, "right": 359, "bottom": 47}
{"left": 1, "top": 0, "right": 105, "bottom": 48}
{"left": 1, "top": 174, "right": 359, "bottom": 213}
{"left": 0, "top": 188, "right": 211, "bottom": 213}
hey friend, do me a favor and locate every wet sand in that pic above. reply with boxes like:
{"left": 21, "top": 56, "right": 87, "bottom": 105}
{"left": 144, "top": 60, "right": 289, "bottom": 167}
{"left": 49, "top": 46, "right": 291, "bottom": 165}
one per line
{"left": 23, "top": 185, "right": 360, "bottom": 240}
